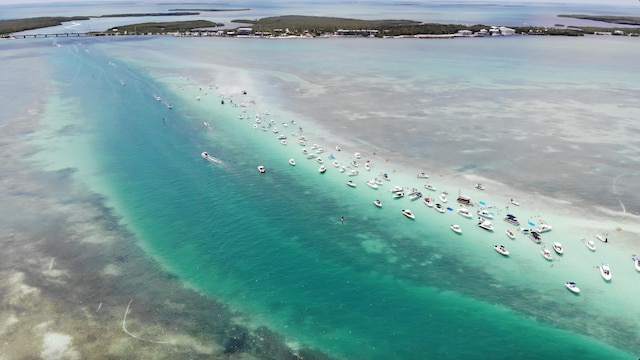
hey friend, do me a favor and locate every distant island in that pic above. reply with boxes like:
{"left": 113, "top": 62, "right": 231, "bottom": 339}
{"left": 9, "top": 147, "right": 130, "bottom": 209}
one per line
{"left": 2, "top": 14, "right": 640, "bottom": 38}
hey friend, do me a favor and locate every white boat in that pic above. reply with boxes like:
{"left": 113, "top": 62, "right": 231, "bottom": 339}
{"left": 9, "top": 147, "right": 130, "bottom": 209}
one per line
{"left": 347, "top": 170, "right": 359, "bottom": 176}
{"left": 423, "top": 197, "right": 434, "bottom": 207}
{"left": 457, "top": 208, "right": 473, "bottom": 218}
{"left": 354, "top": 152, "right": 362, "bottom": 159}
{"left": 439, "top": 192, "right": 448, "bottom": 203}
{"left": 393, "top": 192, "right": 405, "bottom": 199}
{"left": 335, "top": 146, "right": 342, "bottom": 151}
{"left": 632, "top": 257, "right": 640, "bottom": 272}
{"left": 451, "top": 224, "right": 462, "bottom": 234}
{"left": 409, "top": 192, "right": 422, "bottom": 201}
{"left": 289, "top": 159, "right": 296, "bottom": 166}
{"left": 339, "top": 165, "right": 347, "bottom": 173}
{"left": 253, "top": 124, "right": 258, "bottom": 130}
{"left": 316, "top": 157, "right": 324, "bottom": 164}
{"left": 306, "top": 154, "right": 317, "bottom": 159}
{"left": 257, "top": 165, "right": 266, "bottom": 173}
{"left": 477, "top": 219, "right": 494, "bottom": 231}
{"left": 364, "top": 162, "right": 371, "bottom": 171}
{"left": 494, "top": 245, "right": 509, "bottom": 256}
{"left": 319, "top": 165, "right": 327, "bottom": 173}
{"left": 272, "top": 127, "right": 279, "bottom": 133}
{"left": 536, "top": 224, "right": 553, "bottom": 233}
{"left": 529, "top": 231, "right": 542, "bottom": 244}
{"left": 552, "top": 242, "right": 564, "bottom": 255}
{"left": 277, "top": 134, "right": 287, "bottom": 140}
{"left": 434, "top": 204, "right": 445, "bottom": 213}
{"left": 298, "top": 140, "right": 306, "bottom": 146}
{"left": 541, "top": 248, "right": 553, "bottom": 261}
{"left": 167, "top": 104, "right": 173, "bottom": 109}
{"left": 417, "top": 172, "right": 429, "bottom": 179}
{"left": 401, "top": 209, "right": 416, "bottom": 220}
{"left": 346, "top": 180, "right": 357, "bottom": 188}
{"left": 510, "top": 198, "right": 520, "bottom": 206}
{"left": 503, "top": 214, "right": 520, "bottom": 226}
{"left": 585, "top": 240, "right": 596, "bottom": 251}
{"left": 477, "top": 210, "right": 494, "bottom": 219}
{"left": 374, "top": 178, "right": 383, "bottom": 185}
{"left": 302, "top": 148, "right": 308, "bottom": 154}
{"left": 373, "top": 199, "right": 382, "bottom": 208}
{"left": 565, "top": 282, "right": 581, "bottom": 294}
{"left": 475, "top": 183, "right": 485, "bottom": 190}
{"left": 600, "top": 262, "right": 612, "bottom": 281}
{"left": 351, "top": 160, "right": 359, "bottom": 167}
{"left": 201, "top": 152, "right": 223, "bottom": 165}
{"left": 424, "top": 183, "right": 436, "bottom": 191}
{"left": 390, "top": 186, "right": 404, "bottom": 193}
{"left": 382, "top": 173, "right": 391, "bottom": 181}
{"left": 596, "top": 234, "right": 608, "bottom": 243}
{"left": 506, "top": 229, "right": 516, "bottom": 239}
{"left": 366, "top": 180, "right": 379, "bottom": 189}
{"left": 332, "top": 160, "right": 340, "bottom": 167}
{"left": 280, "top": 140, "right": 288, "bottom": 145}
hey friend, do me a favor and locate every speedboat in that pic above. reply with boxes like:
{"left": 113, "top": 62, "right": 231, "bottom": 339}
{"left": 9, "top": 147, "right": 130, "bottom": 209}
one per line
{"left": 536, "top": 224, "right": 553, "bottom": 233}
{"left": 346, "top": 180, "right": 357, "bottom": 188}
{"left": 298, "top": 140, "right": 306, "bottom": 146}
{"left": 348, "top": 170, "right": 359, "bottom": 176}
{"left": 585, "top": 240, "right": 596, "bottom": 251}
{"left": 289, "top": 159, "right": 296, "bottom": 166}
{"left": 409, "top": 192, "right": 422, "bottom": 201}
{"left": 596, "top": 234, "right": 608, "bottom": 243}
{"left": 506, "top": 229, "right": 516, "bottom": 239}
{"left": 364, "top": 162, "right": 371, "bottom": 171}
{"left": 335, "top": 146, "right": 342, "bottom": 151}
{"left": 423, "top": 197, "right": 434, "bottom": 207}
{"left": 201, "top": 151, "right": 210, "bottom": 159}
{"left": 306, "top": 153, "right": 317, "bottom": 159}
{"left": 257, "top": 165, "right": 266, "bottom": 173}
{"left": 277, "top": 134, "right": 287, "bottom": 140}
{"left": 457, "top": 208, "right": 472, "bottom": 218}
{"left": 393, "top": 192, "right": 405, "bottom": 199}
{"left": 318, "top": 165, "right": 327, "bottom": 173}
{"left": 332, "top": 160, "right": 340, "bottom": 167}
{"left": 451, "top": 224, "right": 462, "bottom": 234}
{"left": 565, "top": 282, "right": 581, "bottom": 294}
{"left": 280, "top": 140, "right": 288, "bottom": 145}
{"left": 529, "top": 231, "right": 542, "bottom": 244}
{"left": 401, "top": 209, "right": 416, "bottom": 219}
{"left": 600, "top": 262, "right": 612, "bottom": 281}
{"left": 477, "top": 219, "right": 494, "bottom": 231}
{"left": 477, "top": 210, "right": 494, "bottom": 219}
{"left": 417, "top": 172, "right": 429, "bottom": 179}
{"left": 633, "top": 257, "right": 640, "bottom": 272}
{"left": 390, "top": 186, "right": 403, "bottom": 193}
{"left": 302, "top": 148, "right": 308, "bottom": 154}
{"left": 552, "top": 242, "right": 564, "bottom": 255}
{"left": 424, "top": 183, "right": 436, "bottom": 191}
{"left": 434, "top": 204, "right": 445, "bottom": 213}
{"left": 439, "top": 192, "right": 448, "bottom": 203}
{"left": 167, "top": 104, "right": 173, "bottom": 109}
{"left": 382, "top": 173, "right": 391, "bottom": 181}
{"left": 374, "top": 178, "right": 383, "bottom": 185}
{"left": 373, "top": 199, "right": 382, "bottom": 208}
{"left": 156, "top": 95, "right": 162, "bottom": 101}
{"left": 272, "top": 127, "right": 278, "bottom": 133}
{"left": 354, "top": 152, "right": 362, "bottom": 159}
{"left": 541, "top": 248, "right": 553, "bottom": 261}
{"left": 475, "top": 183, "right": 485, "bottom": 190}
{"left": 339, "top": 165, "right": 347, "bottom": 173}
{"left": 510, "top": 199, "right": 520, "bottom": 206}
{"left": 503, "top": 214, "right": 520, "bottom": 226}
{"left": 351, "top": 160, "right": 359, "bottom": 168}
{"left": 366, "top": 180, "right": 379, "bottom": 189}
{"left": 494, "top": 245, "right": 509, "bottom": 256}
{"left": 316, "top": 157, "right": 324, "bottom": 164}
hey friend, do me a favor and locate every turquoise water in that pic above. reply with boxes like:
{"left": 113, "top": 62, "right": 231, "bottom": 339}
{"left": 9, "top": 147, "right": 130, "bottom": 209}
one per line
{"left": 15, "top": 34, "right": 638, "bottom": 359}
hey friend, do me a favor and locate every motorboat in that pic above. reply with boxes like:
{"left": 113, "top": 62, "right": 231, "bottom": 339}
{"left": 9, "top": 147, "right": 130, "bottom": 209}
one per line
{"left": 503, "top": 214, "right": 520, "bottom": 226}
{"left": 346, "top": 180, "right": 357, "bottom": 188}
{"left": 475, "top": 183, "right": 485, "bottom": 190}
{"left": 506, "top": 229, "right": 516, "bottom": 239}
{"left": 316, "top": 157, "right": 324, "bottom": 164}
{"left": 585, "top": 240, "right": 596, "bottom": 251}
{"left": 332, "top": 160, "right": 340, "bottom": 167}
{"left": 351, "top": 161, "right": 359, "bottom": 168}
{"left": 201, "top": 152, "right": 223, "bottom": 165}
{"left": 318, "top": 165, "right": 327, "bottom": 173}
{"left": 519, "top": 227, "right": 530, "bottom": 235}
{"left": 253, "top": 124, "right": 258, "bottom": 130}
{"left": 456, "top": 195, "right": 471, "bottom": 205}
{"left": 494, "top": 245, "right": 509, "bottom": 256}
{"left": 280, "top": 140, "right": 288, "bottom": 145}
{"left": 409, "top": 192, "right": 422, "bottom": 201}
{"left": 477, "top": 219, "right": 494, "bottom": 231}
{"left": 373, "top": 199, "right": 382, "bottom": 208}
{"left": 423, "top": 197, "right": 434, "bottom": 207}
{"left": 552, "top": 242, "right": 564, "bottom": 255}
{"left": 302, "top": 148, "right": 308, "bottom": 154}
{"left": 417, "top": 172, "right": 429, "bottom": 179}
{"left": 289, "top": 159, "right": 296, "bottom": 166}
{"left": 424, "top": 183, "right": 436, "bottom": 191}
{"left": 167, "top": 104, "right": 173, "bottom": 109}
{"left": 600, "top": 262, "right": 612, "bottom": 281}
{"left": 596, "top": 234, "right": 608, "bottom": 243}
{"left": 339, "top": 166, "right": 347, "bottom": 173}
{"left": 382, "top": 173, "right": 391, "bottom": 181}
{"left": 354, "top": 152, "right": 362, "bottom": 159}
{"left": 434, "top": 204, "right": 445, "bottom": 213}
{"left": 477, "top": 210, "right": 494, "bottom": 219}
{"left": 364, "top": 162, "right": 371, "bottom": 171}
{"left": 541, "top": 248, "right": 553, "bottom": 261}
{"left": 393, "top": 192, "right": 405, "bottom": 199}
{"left": 439, "top": 192, "right": 448, "bottom": 203}
{"left": 633, "top": 257, "right": 640, "bottom": 272}
{"left": 374, "top": 178, "right": 383, "bottom": 185}
{"left": 390, "top": 186, "right": 404, "bottom": 193}
{"left": 257, "top": 165, "right": 266, "bottom": 173}
{"left": 536, "top": 224, "right": 553, "bottom": 233}
{"left": 451, "top": 224, "right": 462, "bottom": 234}
{"left": 306, "top": 153, "right": 317, "bottom": 159}
{"left": 510, "top": 198, "right": 520, "bottom": 206}
{"left": 310, "top": 144, "right": 319, "bottom": 150}
{"left": 529, "top": 231, "right": 542, "bottom": 244}
{"left": 348, "top": 170, "right": 359, "bottom": 177}
{"left": 565, "top": 282, "right": 581, "bottom": 294}
{"left": 201, "top": 151, "right": 210, "bottom": 159}
{"left": 335, "top": 146, "right": 342, "bottom": 151}
{"left": 277, "top": 134, "right": 287, "bottom": 140}
{"left": 457, "top": 208, "right": 472, "bottom": 218}
{"left": 366, "top": 180, "right": 379, "bottom": 189}
{"left": 298, "top": 140, "right": 306, "bottom": 146}
{"left": 401, "top": 209, "right": 416, "bottom": 220}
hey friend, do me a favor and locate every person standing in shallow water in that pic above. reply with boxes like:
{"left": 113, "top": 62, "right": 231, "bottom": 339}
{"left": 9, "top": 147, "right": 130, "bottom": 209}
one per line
{"left": 341, "top": 216, "right": 344, "bottom": 224}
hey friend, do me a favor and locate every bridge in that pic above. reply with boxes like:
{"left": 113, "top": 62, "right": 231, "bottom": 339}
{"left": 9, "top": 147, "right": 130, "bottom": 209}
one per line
{"left": 14, "top": 32, "right": 93, "bottom": 39}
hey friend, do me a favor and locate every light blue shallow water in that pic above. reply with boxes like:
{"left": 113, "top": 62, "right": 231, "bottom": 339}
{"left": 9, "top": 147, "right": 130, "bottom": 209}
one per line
{"left": 12, "top": 34, "right": 636, "bottom": 359}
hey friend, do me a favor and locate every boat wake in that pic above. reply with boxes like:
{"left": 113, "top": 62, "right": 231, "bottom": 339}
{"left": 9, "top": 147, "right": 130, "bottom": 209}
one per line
{"left": 201, "top": 152, "right": 224, "bottom": 166}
